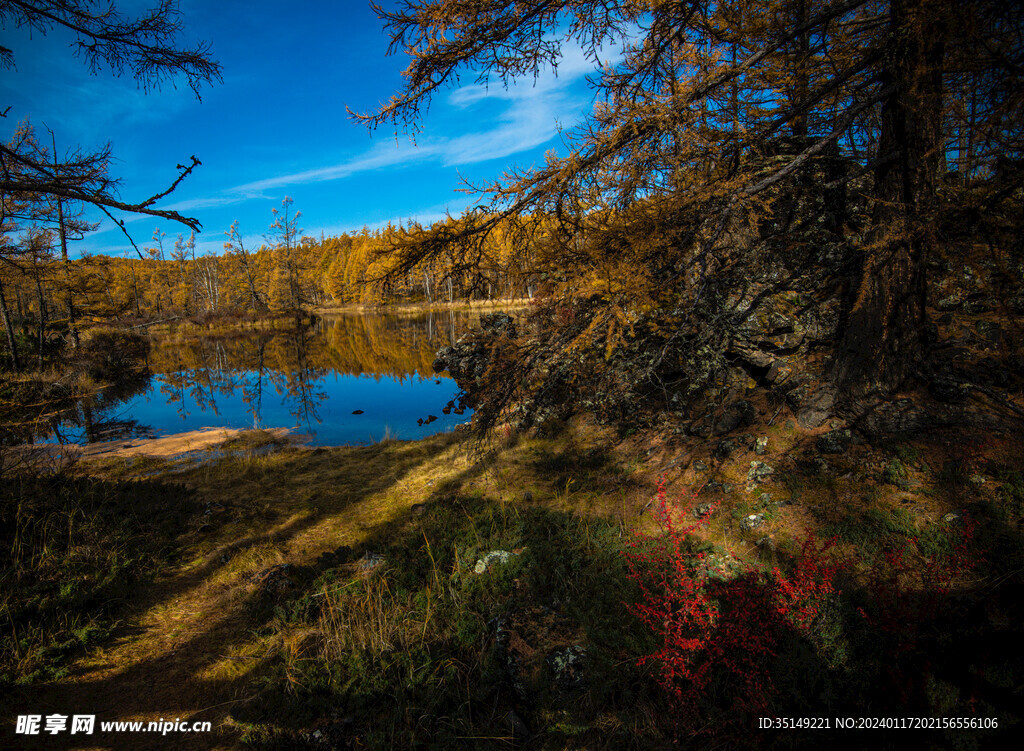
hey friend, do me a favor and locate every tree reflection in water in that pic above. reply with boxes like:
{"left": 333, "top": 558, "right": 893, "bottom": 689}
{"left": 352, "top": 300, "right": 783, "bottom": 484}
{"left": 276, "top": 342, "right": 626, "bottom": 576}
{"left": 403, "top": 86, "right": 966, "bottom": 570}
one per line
{"left": 136, "top": 311, "right": 474, "bottom": 442}
{"left": 153, "top": 316, "right": 328, "bottom": 430}
{"left": 13, "top": 312, "right": 475, "bottom": 446}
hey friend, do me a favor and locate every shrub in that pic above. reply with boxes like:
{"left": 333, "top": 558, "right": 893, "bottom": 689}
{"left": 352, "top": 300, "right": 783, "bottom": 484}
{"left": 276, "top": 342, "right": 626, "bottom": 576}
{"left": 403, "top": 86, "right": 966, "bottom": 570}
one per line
{"left": 76, "top": 327, "right": 149, "bottom": 381}
{"left": 624, "top": 480, "right": 850, "bottom": 739}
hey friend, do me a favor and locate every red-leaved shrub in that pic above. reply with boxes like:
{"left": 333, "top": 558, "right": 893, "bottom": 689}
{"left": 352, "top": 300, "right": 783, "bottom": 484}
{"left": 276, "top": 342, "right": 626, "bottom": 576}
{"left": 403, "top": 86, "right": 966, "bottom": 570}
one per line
{"left": 625, "top": 480, "right": 844, "bottom": 734}
{"left": 626, "top": 478, "right": 985, "bottom": 737}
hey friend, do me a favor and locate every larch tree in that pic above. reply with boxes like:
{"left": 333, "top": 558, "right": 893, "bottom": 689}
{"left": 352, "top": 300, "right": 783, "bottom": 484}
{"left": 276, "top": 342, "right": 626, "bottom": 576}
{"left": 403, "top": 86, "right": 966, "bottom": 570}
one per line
{"left": 356, "top": 0, "right": 1024, "bottom": 428}
{"left": 224, "top": 221, "right": 267, "bottom": 312}
{"left": 268, "top": 197, "right": 304, "bottom": 310}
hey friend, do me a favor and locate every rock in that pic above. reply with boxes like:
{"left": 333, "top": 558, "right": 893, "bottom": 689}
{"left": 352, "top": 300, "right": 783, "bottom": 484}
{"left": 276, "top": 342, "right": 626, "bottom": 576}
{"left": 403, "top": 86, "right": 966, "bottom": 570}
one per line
{"left": 703, "top": 481, "right": 734, "bottom": 497}
{"left": 969, "top": 474, "right": 986, "bottom": 488}
{"left": 351, "top": 409, "right": 364, "bottom": 415}
{"left": 746, "top": 461, "right": 775, "bottom": 489}
{"left": 703, "top": 551, "right": 745, "bottom": 581}
{"left": 315, "top": 550, "right": 337, "bottom": 568}
{"left": 792, "top": 384, "right": 837, "bottom": 429}
{"left": 816, "top": 428, "right": 852, "bottom": 454}
{"left": 936, "top": 294, "right": 964, "bottom": 311}
{"left": 508, "top": 708, "right": 530, "bottom": 740}
{"left": 358, "top": 552, "right": 386, "bottom": 572}
{"left": 301, "top": 719, "right": 353, "bottom": 749}
{"left": 693, "top": 502, "right": 716, "bottom": 519}
{"left": 756, "top": 536, "right": 776, "bottom": 552}
{"left": 495, "top": 606, "right": 586, "bottom": 703}
{"left": 687, "top": 419, "right": 713, "bottom": 438}
{"left": 474, "top": 549, "right": 517, "bottom": 574}
{"left": 250, "top": 564, "right": 296, "bottom": 598}
{"left": 755, "top": 436, "right": 768, "bottom": 455}
{"left": 1012, "top": 291, "right": 1024, "bottom": 314}
{"left": 547, "top": 645, "right": 587, "bottom": 690}
{"left": 715, "top": 438, "right": 737, "bottom": 459}
{"left": 943, "top": 511, "right": 962, "bottom": 523}
{"left": 712, "top": 409, "right": 744, "bottom": 436}
{"left": 975, "top": 321, "right": 1003, "bottom": 344}
{"left": 740, "top": 513, "right": 766, "bottom": 531}
{"left": 693, "top": 460, "right": 709, "bottom": 472}
{"left": 712, "top": 400, "right": 755, "bottom": 435}
{"left": 480, "top": 312, "right": 517, "bottom": 337}
{"left": 929, "top": 376, "right": 972, "bottom": 404}
{"left": 432, "top": 315, "right": 518, "bottom": 383}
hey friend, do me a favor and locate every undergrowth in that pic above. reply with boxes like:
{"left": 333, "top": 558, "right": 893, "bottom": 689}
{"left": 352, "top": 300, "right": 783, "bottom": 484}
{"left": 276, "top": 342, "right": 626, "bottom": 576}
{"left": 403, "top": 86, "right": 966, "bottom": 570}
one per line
{"left": 0, "top": 470, "right": 194, "bottom": 683}
{"left": 232, "top": 494, "right": 659, "bottom": 750}
{"left": 624, "top": 479, "right": 1014, "bottom": 748}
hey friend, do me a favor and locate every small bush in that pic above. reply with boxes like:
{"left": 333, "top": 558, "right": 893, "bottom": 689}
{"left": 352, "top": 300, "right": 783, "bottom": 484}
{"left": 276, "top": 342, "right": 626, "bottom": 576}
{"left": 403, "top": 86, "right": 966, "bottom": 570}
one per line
{"left": 624, "top": 480, "right": 846, "bottom": 740}
{"left": 76, "top": 327, "right": 149, "bottom": 381}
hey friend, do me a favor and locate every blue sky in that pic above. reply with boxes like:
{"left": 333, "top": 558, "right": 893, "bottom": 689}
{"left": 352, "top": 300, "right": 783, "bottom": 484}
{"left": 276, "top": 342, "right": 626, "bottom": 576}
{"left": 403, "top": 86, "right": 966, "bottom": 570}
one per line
{"left": 1, "top": 0, "right": 615, "bottom": 258}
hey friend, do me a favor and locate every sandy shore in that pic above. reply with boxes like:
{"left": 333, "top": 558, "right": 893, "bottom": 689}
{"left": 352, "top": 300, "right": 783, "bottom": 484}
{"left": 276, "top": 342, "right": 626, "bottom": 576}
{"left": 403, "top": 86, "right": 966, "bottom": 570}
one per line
{"left": 4, "top": 426, "right": 301, "bottom": 473}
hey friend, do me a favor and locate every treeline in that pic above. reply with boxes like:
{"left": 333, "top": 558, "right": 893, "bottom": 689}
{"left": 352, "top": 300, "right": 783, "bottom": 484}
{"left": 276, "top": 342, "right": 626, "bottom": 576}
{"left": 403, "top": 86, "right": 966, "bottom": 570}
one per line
{"left": 0, "top": 191, "right": 538, "bottom": 372}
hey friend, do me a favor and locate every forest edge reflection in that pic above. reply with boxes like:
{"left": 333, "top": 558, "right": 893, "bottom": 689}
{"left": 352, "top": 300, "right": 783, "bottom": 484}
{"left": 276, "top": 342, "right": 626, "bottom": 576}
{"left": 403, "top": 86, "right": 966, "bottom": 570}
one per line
{"left": 36, "top": 311, "right": 477, "bottom": 446}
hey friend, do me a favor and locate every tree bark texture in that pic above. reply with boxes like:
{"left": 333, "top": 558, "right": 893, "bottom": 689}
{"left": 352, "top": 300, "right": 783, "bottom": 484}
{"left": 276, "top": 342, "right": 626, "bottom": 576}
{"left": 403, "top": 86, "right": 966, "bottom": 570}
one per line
{"left": 833, "top": 0, "right": 947, "bottom": 396}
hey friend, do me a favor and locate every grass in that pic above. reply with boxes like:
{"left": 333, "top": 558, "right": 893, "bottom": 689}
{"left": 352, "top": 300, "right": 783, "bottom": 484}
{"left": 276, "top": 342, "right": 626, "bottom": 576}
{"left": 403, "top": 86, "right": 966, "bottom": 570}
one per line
{"left": 0, "top": 471, "right": 195, "bottom": 683}
{"left": 1, "top": 419, "right": 1022, "bottom": 749}
{"left": 314, "top": 298, "right": 534, "bottom": 316}
{"left": 232, "top": 493, "right": 656, "bottom": 750}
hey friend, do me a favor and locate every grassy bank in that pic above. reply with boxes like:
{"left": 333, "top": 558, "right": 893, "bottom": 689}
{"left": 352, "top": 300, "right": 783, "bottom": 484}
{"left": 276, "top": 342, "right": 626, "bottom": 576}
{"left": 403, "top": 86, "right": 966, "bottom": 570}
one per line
{"left": 1, "top": 418, "right": 1022, "bottom": 749}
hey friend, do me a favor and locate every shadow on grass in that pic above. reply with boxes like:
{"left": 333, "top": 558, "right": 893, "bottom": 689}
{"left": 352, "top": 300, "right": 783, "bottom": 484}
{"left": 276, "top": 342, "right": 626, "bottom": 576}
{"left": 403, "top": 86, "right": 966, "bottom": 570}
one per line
{"left": 0, "top": 435, "right": 465, "bottom": 750}
{"left": 230, "top": 447, "right": 1024, "bottom": 751}
{"left": 3, "top": 427, "right": 1022, "bottom": 751}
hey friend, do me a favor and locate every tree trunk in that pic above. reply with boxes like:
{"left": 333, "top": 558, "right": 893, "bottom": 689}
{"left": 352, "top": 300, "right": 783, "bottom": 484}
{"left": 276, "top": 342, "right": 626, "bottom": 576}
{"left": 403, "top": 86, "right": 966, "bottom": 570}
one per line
{"left": 0, "top": 279, "right": 21, "bottom": 371}
{"left": 36, "top": 276, "right": 46, "bottom": 367}
{"left": 130, "top": 262, "right": 141, "bottom": 317}
{"left": 53, "top": 134, "right": 79, "bottom": 348}
{"left": 833, "top": 0, "right": 946, "bottom": 396}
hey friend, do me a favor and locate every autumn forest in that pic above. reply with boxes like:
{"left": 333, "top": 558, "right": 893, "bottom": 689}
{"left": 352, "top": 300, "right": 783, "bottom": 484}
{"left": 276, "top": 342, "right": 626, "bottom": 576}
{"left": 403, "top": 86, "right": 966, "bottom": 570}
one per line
{"left": 3, "top": 0, "right": 1024, "bottom": 749}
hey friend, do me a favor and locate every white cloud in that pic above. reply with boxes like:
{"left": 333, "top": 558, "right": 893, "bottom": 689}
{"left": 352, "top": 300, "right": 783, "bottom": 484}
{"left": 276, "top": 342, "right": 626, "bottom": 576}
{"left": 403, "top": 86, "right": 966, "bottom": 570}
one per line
{"left": 220, "top": 41, "right": 613, "bottom": 196}
{"left": 106, "top": 40, "right": 623, "bottom": 236}
{"left": 228, "top": 138, "right": 428, "bottom": 195}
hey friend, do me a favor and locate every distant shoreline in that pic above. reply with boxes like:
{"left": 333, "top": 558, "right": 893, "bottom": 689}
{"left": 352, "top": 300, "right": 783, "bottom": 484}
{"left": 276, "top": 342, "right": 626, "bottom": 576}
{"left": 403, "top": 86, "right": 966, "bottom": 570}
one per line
{"left": 313, "top": 298, "right": 533, "bottom": 315}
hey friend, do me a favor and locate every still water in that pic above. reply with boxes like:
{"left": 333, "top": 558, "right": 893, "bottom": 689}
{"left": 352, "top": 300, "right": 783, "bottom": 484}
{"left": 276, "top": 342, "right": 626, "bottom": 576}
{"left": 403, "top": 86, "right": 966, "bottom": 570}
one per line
{"left": 48, "top": 312, "right": 475, "bottom": 447}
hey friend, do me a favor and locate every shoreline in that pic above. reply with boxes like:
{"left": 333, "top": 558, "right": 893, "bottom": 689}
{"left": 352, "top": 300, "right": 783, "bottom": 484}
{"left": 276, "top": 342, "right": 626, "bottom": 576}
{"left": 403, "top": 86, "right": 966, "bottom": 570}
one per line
{"left": 313, "top": 298, "right": 533, "bottom": 315}
{"left": 4, "top": 427, "right": 305, "bottom": 471}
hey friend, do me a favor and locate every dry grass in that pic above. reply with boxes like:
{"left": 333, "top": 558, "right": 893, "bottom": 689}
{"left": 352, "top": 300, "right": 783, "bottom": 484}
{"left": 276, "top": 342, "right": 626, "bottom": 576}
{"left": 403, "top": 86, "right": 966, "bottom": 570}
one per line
{"left": 4, "top": 415, "right": 1021, "bottom": 749}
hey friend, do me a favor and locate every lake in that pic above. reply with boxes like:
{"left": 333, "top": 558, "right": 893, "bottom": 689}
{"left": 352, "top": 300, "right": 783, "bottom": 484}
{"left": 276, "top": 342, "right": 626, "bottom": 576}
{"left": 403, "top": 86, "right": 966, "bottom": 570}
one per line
{"left": 44, "top": 311, "right": 477, "bottom": 447}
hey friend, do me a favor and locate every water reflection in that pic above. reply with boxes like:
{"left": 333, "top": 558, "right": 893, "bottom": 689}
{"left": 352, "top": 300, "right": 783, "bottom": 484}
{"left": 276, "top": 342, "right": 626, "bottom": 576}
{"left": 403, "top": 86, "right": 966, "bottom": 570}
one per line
{"left": 152, "top": 317, "right": 329, "bottom": 430}
{"left": 45, "top": 369, "right": 154, "bottom": 445}
{"left": 49, "top": 311, "right": 474, "bottom": 446}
